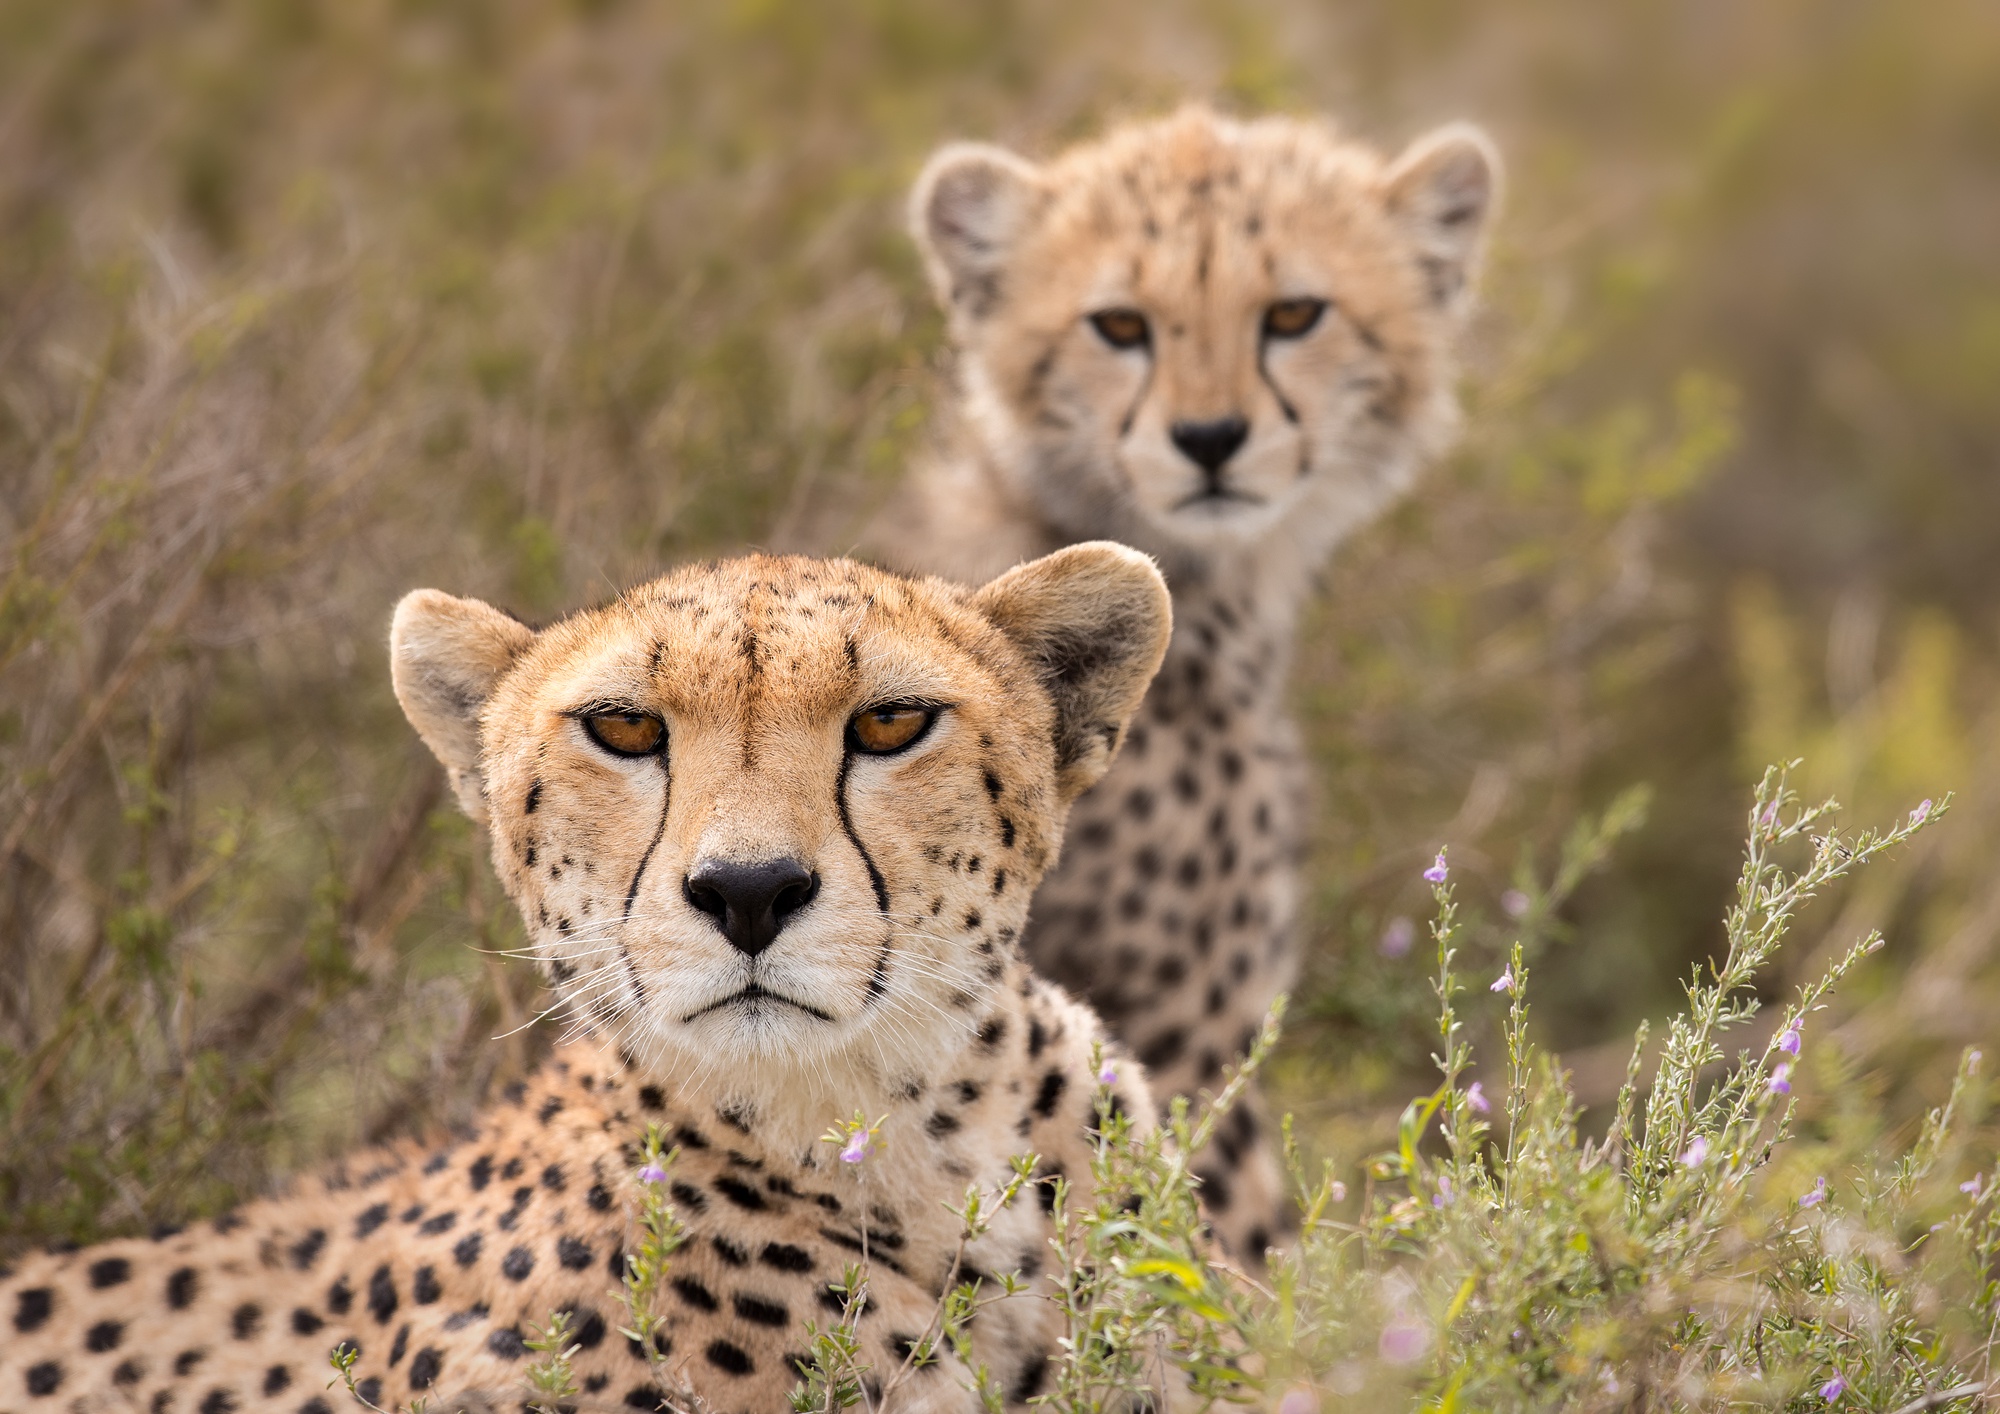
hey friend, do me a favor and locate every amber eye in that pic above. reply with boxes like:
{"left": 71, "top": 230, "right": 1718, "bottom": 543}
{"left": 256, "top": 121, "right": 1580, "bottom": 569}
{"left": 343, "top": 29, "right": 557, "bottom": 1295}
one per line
{"left": 583, "top": 711, "right": 666, "bottom": 758}
{"left": 1088, "top": 308, "right": 1152, "bottom": 350}
{"left": 848, "top": 705, "right": 937, "bottom": 756}
{"left": 1263, "top": 297, "right": 1328, "bottom": 340}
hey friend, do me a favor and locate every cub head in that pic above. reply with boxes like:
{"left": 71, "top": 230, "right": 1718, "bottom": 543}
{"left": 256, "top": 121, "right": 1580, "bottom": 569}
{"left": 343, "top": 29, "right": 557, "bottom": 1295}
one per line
{"left": 914, "top": 106, "right": 1499, "bottom": 568}
{"left": 390, "top": 547, "right": 1169, "bottom": 1115}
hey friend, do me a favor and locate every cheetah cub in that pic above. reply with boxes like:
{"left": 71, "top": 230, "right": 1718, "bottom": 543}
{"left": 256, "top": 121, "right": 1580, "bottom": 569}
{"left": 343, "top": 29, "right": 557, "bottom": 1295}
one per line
{"left": 0, "top": 547, "right": 1172, "bottom": 1413}
{"left": 870, "top": 106, "right": 1499, "bottom": 1257}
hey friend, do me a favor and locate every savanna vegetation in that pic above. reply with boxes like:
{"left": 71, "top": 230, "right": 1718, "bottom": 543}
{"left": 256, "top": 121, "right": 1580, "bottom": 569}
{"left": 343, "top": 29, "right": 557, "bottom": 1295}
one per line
{"left": 4, "top": 0, "right": 2000, "bottom": 1407}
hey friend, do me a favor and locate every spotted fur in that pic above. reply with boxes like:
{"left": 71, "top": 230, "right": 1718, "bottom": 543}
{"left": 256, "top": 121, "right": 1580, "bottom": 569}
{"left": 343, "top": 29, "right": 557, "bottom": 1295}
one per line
{"left": 0, "top": 548, "right": 1172, "bottom": 1413}
{"left": 868, "top": 107, "right": 1500, "bottom": 1257}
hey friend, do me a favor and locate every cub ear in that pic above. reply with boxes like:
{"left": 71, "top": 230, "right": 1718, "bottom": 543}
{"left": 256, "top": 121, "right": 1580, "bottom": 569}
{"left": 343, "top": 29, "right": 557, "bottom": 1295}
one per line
{"left": 972, "top": 542, "right": 1172, "bottom": 804}
{"left": 1379, "top": 122, "right": 1502, "bottom": 313}
{"left": 909, "top": 141, "right": 1046, "bottom": 322}
{"left": 390, "top": 589, "right": 536, "bottom": 824}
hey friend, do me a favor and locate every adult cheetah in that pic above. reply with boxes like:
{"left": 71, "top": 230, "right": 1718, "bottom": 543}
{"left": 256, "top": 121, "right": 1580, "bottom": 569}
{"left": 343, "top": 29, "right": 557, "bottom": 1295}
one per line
{"left": 869, "top": 106, "right": 1500, "bottom": 1257}
{"left": 0, "top": 546, "right": 1173, "bottom": 1413}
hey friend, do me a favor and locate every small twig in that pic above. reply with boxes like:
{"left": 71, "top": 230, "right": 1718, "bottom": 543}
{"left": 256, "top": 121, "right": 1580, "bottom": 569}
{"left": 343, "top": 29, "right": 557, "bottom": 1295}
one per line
{"left": 1886, "top": 1381, "right": 1989, "bottom": 1414}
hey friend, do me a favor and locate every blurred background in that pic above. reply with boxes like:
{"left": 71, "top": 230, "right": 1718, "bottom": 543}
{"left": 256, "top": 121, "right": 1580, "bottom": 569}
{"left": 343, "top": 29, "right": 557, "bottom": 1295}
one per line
{"left": 3, "top": 0, "right": 1998, "bottom": 1249}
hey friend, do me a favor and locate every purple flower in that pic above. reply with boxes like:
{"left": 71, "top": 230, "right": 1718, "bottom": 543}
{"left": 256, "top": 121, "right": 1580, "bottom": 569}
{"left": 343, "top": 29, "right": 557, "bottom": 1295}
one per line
{"left": 1759, "top": 800, "right": 1781, "bottom": 829}
{"left": 1328, "top": 1180, "right": 1348, "bottom": 1202}
{"left": 1379, "top": 916, "right": 1416, "bottom": 958}
{"left": 1911, "top": 798, "right": 1933, "bottom": 826}
{"left": 1680, "top": 1136, "right": 1710, "bottom": 1167}
{"left": 1769, "top": 1062, "right": 1793, "bottom": 1096}
{"left": 1778, "top": 1023, "right": 1802, "bottom": 1056}
{"left": 1962, "top": 1173, "right": 1983, "bottom": 1197}
{"left": 1276, "top": 1388, "right": 1320, "bottom": 1414}
{"left": 1799, "top": 1176, "right": 1827, "bottom": 1209}
{"left": 1432, "top": 1174, "right": 1455, "bottom": 1209}
{"left": 1097, "top": 1061, "right": 1118, "bottom": 1086}
{"left": 1423, "top": 850, "right": 1449, "bottom": 884}
{"left": 1819, "top": 1373, "right": 1847, "bottom": 1402}
{"left": 1466, "top": 1081, "right": 1490, "bottom": 1115}
{"left": 1501, "top": 889, "right": 1530, "bottom": 919}
{"left": 637, "top": 1162, "right": 669, "bottom": 1184}
{"left": 840, "top": 1130, "right": 874, "bottom": 1164}
{"left": 1378, "top": 1317, "right": 1428, "bottom": 1365}
{"left": 1491, "top": 966, "right": 1515, "bottom": 994}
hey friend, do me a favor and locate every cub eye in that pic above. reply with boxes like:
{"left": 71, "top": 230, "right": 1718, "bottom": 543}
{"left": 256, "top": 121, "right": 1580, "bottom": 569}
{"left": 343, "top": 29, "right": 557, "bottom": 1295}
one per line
{"left": 583, "top": 711, "right": 665, "bottom": 758}
{"left": 848, "top": 705, "right": 937, "bottom": 756}
{"left": 1088, "top": 308, "right": 1151, "bottom": 350}
{"left": 1262, "top": 297, "right": 1328, "bottom": 340}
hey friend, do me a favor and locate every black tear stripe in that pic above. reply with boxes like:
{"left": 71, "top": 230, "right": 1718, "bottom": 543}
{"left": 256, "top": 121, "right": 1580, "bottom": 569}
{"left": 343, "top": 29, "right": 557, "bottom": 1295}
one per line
{"left": 1254, "top": 341, "right": 1302, "bottom": 427}
{"left": 1116, "top": 351, "right": 1155, "bottom": 440}
{"left": 835, "top": 753, "right": 890, "bottom": 914}
{"left": 618, "top": 751, "right": 673, "bottom": 1005}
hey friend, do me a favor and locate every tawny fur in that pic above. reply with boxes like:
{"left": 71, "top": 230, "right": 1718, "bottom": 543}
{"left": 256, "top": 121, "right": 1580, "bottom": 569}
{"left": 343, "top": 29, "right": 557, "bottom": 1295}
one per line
{"left": 0, "top": 548, "right": 1172, "bottom": 1414}
{"left": 868, "top": 106, "right": 1499, "bottom": 1257}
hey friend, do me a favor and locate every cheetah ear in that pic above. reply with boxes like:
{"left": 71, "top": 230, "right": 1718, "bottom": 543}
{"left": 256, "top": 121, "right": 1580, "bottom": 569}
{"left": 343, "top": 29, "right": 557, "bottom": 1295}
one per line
{"left": 390, "top": 589, "right": 536, "bottom": 825}
{"left": 973, "top": 542, "right": 1173, "bottom": 804}
{"left": 910, "top": 141, "right": 1047, "bottom": 322}
{"left": 1379, "top": 122, "right": 1502, "bottom": 313}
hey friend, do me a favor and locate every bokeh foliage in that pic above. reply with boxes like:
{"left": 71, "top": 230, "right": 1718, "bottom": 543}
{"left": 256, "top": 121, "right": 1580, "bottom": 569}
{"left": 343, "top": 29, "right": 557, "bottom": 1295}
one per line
{"left": 3, "top": 0, "right": 1999, "bottom": 1284}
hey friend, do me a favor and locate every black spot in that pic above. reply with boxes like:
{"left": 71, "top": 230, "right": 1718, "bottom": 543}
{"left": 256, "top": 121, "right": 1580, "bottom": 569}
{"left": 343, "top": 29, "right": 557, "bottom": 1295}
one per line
{"left": 352, "top": 1380, "right": 380, "bottom": 1407}
{"left": 398, "top": 1204, "right": 424, "bottom": 1224}
{"left": 1139, "top": 1028, "right": 1188, "bottom": 1070}
{"left": 760, "top": 1242, "right": 814, "bottom": 1273}
{"left": 669, "top": 1122, "right": 708, "bottom": 1149}
{"left": 231, "top": 1302, "right": 261, "bottom": 1339}
{"left": 976, "top": 1017, "right": 1007, "bottom": 1051}
{"left": 1124, "top": 787, "right": 1155, "bottom": 820}
{"left": 501, "top": 1156, "right": 524, "bottom": 1180}
{"left": 704, "top": 1340, "right": 754, "bottom": 1376}
{"left": 1034, "top": 1070, "right": 1068, "bottom": 1118}
{"left": 412, "top": 1265, "right": 441, "bottom": 1304}
{"left": 713, "top": 1175, "right": 767, "bottom": 1211}
{"left": 291, "top": 1308, "right": 324, "bottom": 1335}
{"left": 300, "top": 1401, "right": 334, "bottom": 1414}
{"left": 733, "top": 1293, "right": 790, "bottom": 1327}
{"left": 87, "top": 1319, "right": 125, "bottom": 1352}
{"left": 1000, "top": 816, "right": 1017, "bottom": 848}
{"left": 13, "top": 1287, "right": 53, "bottom": 1332}
{"left": 174, "top": 1349, "right": 205, "bottom": 1375}
{"left": 964, "top": 909, "right": 982, "bottom": 929}
{"left": 558, "top": 1236, "right": 594, "bottom": 1270}
{"left": 197, "top": 1389, "right": 237, "bottom": 1414}
{"left": 1028, "top": 1017, "right": 1048, "bottom": 1058}
{"left": 290, "top": 1229, "right": 326, "bottom": 1270}
{"left": 625, "top": 1388, "right": 668, "bottom": 1410}
{"left": 367, "top": 1265, "right": 398, "bottom": 1323}
{"left": 1012, "top": 1354, "right": 1049, "bottom": 1401}
{"left": 541, "top": 1162, "right": 565, "bottom": 1191}
{"left": 418, "top": 1211, "right": 456, "bottom": 1236}
{"left": 394, "top": 1343, "right": 437, "bottom": 1390}
{"left": 669, "top": 1181, "right": 708, "bottom": 1213}
{"left": 538, "top": 1096, "right": 564, "bottom": 1125}
{"left": 25, "top": 1361, "right": 62, "bottom": 1396}
{"left": 566, "top": 1306, "right": 608, "bottom": 1349}
{"left": 388, "top": 1322, "right": 409, "bottom": 1367}
{"left": 926, "top": 1111, "right": 962, "bottom": 1138}
{"left": 500, "top": 1246, "right": 535, "bottom": 1281}
{"left": 353, "top": 1203, "right": 390, "bottom": 1238}
{"left": 712, "top": 1235, "right": 749, "bottom": 1267}
{"left": 1154, "top": 956, "right": 1187, "bottom": 987}
{"left": 467, "top": 1155, "right": 494, "bottom": 1191}
{"left": 443, "top": 1304, "right": 488, "bottom": 1331}
{"left": 487, "top": 1326, "right": 527, "bottom": 1359}
{"left": 88, "top": 1257, "right": 130, "bottom": 1288}
{"left": 113, "top": 1358, "right": 144, "bottom": 1385}
{"left": 956, "top": 1080, "right": 983, "bottom": 1103}
{"left": 671, "top": 1275, "right": 718, "bottom": 1312}
{"left": 326, "top": 1276, "right": 353, "bottom": 1315}
{"left": 588, "top": 1183, "right": 613, "bottom": 1211}
{"left": 453, "top": 1232, "right": 483, "bottom": 1266}
{"left": 983, "top": 770, "right": 1003, "bottom": 798}
{"left": 263, "top": 1365, "right": 291, "bottom": 1396}
{"left": 525, "top": 781, "right": 542, "bottom": 813}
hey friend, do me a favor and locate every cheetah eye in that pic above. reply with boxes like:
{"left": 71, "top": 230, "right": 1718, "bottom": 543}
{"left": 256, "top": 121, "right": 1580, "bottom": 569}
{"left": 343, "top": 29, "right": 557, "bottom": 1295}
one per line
{"left": 582, "top": 711, "right": 666, "bottom": 758}
{"left": 848, "top": 704, "right": 937, "bottom": 756}
{"left": 1262, "top": 297, "right": 1327, "bottom": 340}
{"left": 1088, "top": 308, "right": 1152, "bottom": 351}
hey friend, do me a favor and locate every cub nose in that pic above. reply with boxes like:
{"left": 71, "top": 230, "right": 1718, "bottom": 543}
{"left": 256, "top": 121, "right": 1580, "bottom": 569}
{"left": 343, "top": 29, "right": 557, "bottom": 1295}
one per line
{"left": 683, "top": 858, "right": 820, "bottom": 958}
{"left": 1169, "top": 415, "right": 1250, "bottom": 476}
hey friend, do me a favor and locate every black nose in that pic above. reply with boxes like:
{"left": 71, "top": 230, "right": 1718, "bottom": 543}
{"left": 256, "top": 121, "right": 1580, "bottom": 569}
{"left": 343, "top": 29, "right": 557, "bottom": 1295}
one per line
{"left": 683, "top": 858, "right": 820, "bottom": 958}
{"left": 1169, "top": 415, "right": 1250, "bottom": 476}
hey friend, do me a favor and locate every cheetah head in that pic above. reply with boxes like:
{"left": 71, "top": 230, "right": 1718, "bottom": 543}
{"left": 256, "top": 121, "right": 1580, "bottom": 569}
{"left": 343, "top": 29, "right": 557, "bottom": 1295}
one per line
{"left": 914, "top": 106, "right": 1499, "bottom": 571}
{"left": 389, "top": 546, "right": 1168, "bottom": 1118}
